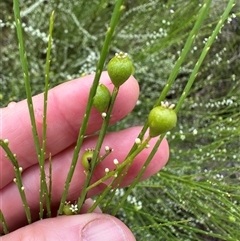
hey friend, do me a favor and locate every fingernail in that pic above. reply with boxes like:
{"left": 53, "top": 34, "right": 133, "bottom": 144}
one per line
{"left": 81, "top": 217, "right": 127, "bottom": 241}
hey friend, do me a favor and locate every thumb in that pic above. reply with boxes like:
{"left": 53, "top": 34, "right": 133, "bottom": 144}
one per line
{"left": 3, "top": 213, "right": 136, "bottom": 241}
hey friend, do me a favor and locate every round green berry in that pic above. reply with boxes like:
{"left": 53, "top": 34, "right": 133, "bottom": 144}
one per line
{"left": 81, "top": 149, "right": 94, "bottom": 172}
{"left": 93, "top": 84, "right": 111, "bottom": 112}
{"left": 107, "top": 52, "right": 134, "bottom": 87}
{"left": 148, "top": 106, "right": 177, "bottom": 137}
{"left": 63, "top": 203, "right": 73, "bottom": 215}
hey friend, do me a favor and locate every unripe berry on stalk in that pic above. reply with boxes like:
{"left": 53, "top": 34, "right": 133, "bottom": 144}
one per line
{"left": 107, "top": 52, "right": 134, "bottom": 87}
{"left": 63, "top": 203, "right": 73, "bottom": 215}
{"left": 93, "top": 84, "right": 111, "bottom": 112}
{"left": 148, "top": 104, "right": 177, "bottom": 137}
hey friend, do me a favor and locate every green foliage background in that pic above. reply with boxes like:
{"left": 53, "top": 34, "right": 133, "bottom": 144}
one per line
{"left": 1, "top": 0, "right": 239, "bottom": 240}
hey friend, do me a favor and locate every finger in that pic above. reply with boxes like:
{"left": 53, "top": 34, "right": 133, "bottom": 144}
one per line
{"left": 1, "top": 127, "right": 169, "bottom": 231}
{"left": 2, "top": 213, "right": 136, "bottom": 241}
{"left": 1, "top": 72, "right": 139, "bottom": 188}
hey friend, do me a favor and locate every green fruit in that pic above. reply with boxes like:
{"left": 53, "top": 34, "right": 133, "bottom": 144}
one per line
{"left": 81, "top": 149, "right": 94, "bottom": 172}
{"left": 148, "top": 106, "right": 177, "bottom": 137}
{"left": 93, "top": 84, "right": 111, "bottom": 112}
{"left": 63, "top": 203, "right": 73, "bottom": 215}
{"left": 107, "top": 52, "right": 134, "bottom": 87}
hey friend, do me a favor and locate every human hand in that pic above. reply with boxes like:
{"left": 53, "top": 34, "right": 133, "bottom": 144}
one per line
{"left": 0, "top": 72, "right": 169, "bottom": 240}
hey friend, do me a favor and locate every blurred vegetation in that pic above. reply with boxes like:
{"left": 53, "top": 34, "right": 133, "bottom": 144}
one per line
{"left": 1, "top": 0, "right": 240, "bottom": 240}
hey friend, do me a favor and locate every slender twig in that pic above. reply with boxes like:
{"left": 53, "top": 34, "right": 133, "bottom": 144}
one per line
{"left": 86, "top": 136, "right": 151, "bottom": 192}
{"left": 87, "top": 181, "right": 113, "bottom": 213}
{"left": 125, "top": 0, "right": 213, "bottom": 152}
{"left": 174, "top": 0, "right": 235, "bottom": 113}
{"left": 154, "top": 0, "right": 213, "bottom": 107}
{"left": 13, "top": 0, "right": 41, "bottom": 157}
{"left": 13, "top": 0, "right": 51, "bottom": 218}
{"left": 76, "top": 87, "right": 119, "bottom": 211}
{"left": 57, "top": 0, "right": 125, "bottom": 215}
{"left": 0, "top": 210, "right": 9, "bottom": 235}
{"left": 95, "top": 5, "right": 214, "bottom": 210}
{"left": 48, "top": 153, "right": 53, "bottom": 207}
{"left": 111, "top": 135, "right": 164, "bottom": 215}
{"left": 102, "top": 0, "right": 214, "bottom": 213}
{"left": 0, "top": 140, "right": 31, "bottom": 224}
{"left": 86, "top": 137, "right": 150, "bottom": 212}
{"left": 110, "top": 0, "right": 235, "bottom": 215}
{"left": 39, "top": 10, "right": 54, "bottom": 220}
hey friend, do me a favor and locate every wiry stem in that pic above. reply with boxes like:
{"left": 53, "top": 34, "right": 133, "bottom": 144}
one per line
{"left": 124, "top": 0, "right": 214, "bottom": 153}
{"left": 13, "top": 0, "right": 41, "bottom": 157}
{"left": 111, "top": 0, "right": 236, "bottom": 215}
{"left": 77, "top": 86, "right": 119, "bottom": 211}
{"left": 86, "top": 136, "right": 150, "bottom": 192}
{"left": 0, "top": 140, "right": 31, "bottom": 224}
{"left": 87, "top": 136, "right": 151, "bottom": 212}
{"left": 111, "top": 135, "right": 164, "bottom": 215}
{"left": 57, "top": 0, "right": 125, "bottom": 215}
{"left": 174, "top": 0, "right": 236, "bottom": 113}
{"left": 13, "top": 0, "right": 51, "bottom": 219}
{"left": 99, "top": 1, "right": 214, "bottom": 212}
{"left": 39, "top": 10, "right": 55, "bottom": 220}
{"left": 0, "top": 210, "right": 9, "bottom": 235}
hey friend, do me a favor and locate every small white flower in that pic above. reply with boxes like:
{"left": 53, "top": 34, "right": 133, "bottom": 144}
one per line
{"left": 3, "top": 139, "right": 9, "bottom": 144}
{"left": 161, "top": 101, "right": 175, "bottom": 109}
{"left": 105, "top": 146, "right": 110, "bottom": 152}
{"left": 102, "top": 112, "right": 107, "bottom": 118}
{"left": 180, "top": 135, "right": 186, "bottom": 140}
{"left": 19, "top": 167, "right": 23, "bottom": 172}
{"left": 113, "top": 159, "right": 119, "bottom": 165}
{"left": 115, "top": 52, "right": 128, "bottom": 58}
{"left": 193, "top": 129, "right": 198, "bottom": 135}
{"left": 69, "top": 204, "right": 78, "bottom": 213}
{"left": 105, "top": 168, "right": 110, "bottom": 173}
{"left": 135, "top": 138, "right": 141, "bottom": 144}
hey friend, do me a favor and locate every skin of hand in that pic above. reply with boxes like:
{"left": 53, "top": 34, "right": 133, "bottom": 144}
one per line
{"left": 0, "top": 71, "right": 169, "bottom": 241}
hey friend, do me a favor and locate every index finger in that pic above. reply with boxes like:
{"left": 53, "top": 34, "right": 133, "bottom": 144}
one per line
{"left": 0, "top": 71, "right": 139, "bottom": 188}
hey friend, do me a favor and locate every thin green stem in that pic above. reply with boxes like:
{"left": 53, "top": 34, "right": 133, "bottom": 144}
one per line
{"left": 102, "top": 137, "right": 151, "bottom": 212}
{"left": 48, "top": 153, "right": 53, "bottom": 208}
{"left": 97, "top": 149, "right": 113, "bottom": 163}
{"left": 119, "top": 0, "right": 213, "bottom": 161}
{"left": 58, "top": 1, "right": 125, "bottom": 215}
{"left": 114, "top": 0, "right": 234, "bottom": 208}
{"left": 0, "top": 140, "right": 31, "bottom": 224}
{"left": 86, "top": 136, "right": 150, "bottom": 192}
{"left": 87, "top": 181, "right": 113, "bottom": 213}
{"left": 13, "top": 0, "right": 41, "bottom": 155}
{"left": 111, "top": 135, "right": 165, "bottom": 215}
{"left": 0, "top": 210, "right": 9, "bottom": 235}
{"left": 13, "top": 0, "right": 51, "bottom": 219}
{"left": 154, "top": 0, "right": 212, "bottom": 107}
{"left": 106, "top": 2, "right": 232, "bottom": 214}
{"left": 39, "top": 11, "right": 54, "bottom": 220}
{"left": 88, "top": 136, "right": 152, "bottom": 212}
{"left": 77, "top": 87, "right": 119, "bottom": 211}
{"left": 174, "top": 0, "right": 235, "bottom": 113}
{"left": 110, "top": 0, "right": 235, "bottom": 211}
